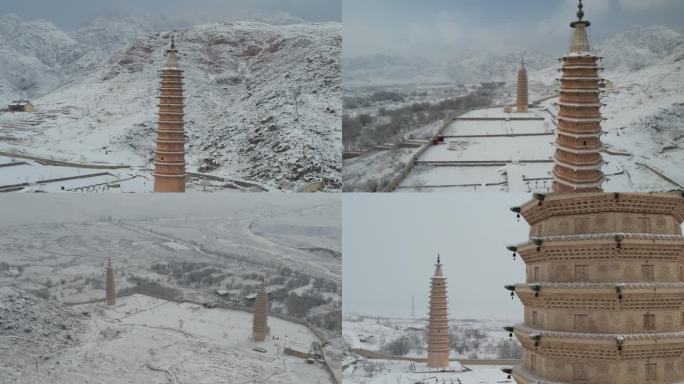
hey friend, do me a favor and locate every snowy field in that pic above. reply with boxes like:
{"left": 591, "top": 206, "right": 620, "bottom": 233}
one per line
{"left": 417, "top": 135, "right": 553, "bottom": 163}
{"left": 398, "top": 163, "right": 553, "bottom": 193}
{"left": 4, "top": 293, "right": 332, "bottom": 384}
{"left": 344, "top": 360, "right": 512, "bottom": 384}
{"left": 0, "top": 194, "right": 342, "bottom": 383}
{"left": 0, "top": 156, "right": 152, "bottom": 192}
{"left": 395, "top": 107, "right": 557, "bottom": 192}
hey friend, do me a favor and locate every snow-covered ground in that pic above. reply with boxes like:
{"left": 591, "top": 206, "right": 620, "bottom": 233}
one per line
{"left": 3, "top": 293, "right": 331, "bottom": 384}
{"left": 0, "top": 156, "right": 152, "bottom": 192}
{"left": 396, "top": 107, "right": 556, "bottom": 192}
{"left": 0, "top": 14, "right": 342, "bottom": 192}
{"left": 0, "top": 194, "right": 342, "bottom": 383}
{"left": 344, "top": 360, "right": 512, "bottom": 384}
{"left": 0, "top": 295, "right": 332, "bottom": 384}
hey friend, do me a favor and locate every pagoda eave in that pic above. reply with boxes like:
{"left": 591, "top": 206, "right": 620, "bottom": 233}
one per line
{"left": 554, "top": 144, "right": 603, "bottom": 154}
{"left": 552, "top": 173, "right": 605, "bottom": 189}
{"left": 553, "top": 157, "right": 604, "bottom": 171}
{"left": 557, "top": 116, "right": 605, "bottom": 123}
{"left": 556, "top": 130, "right": 603, "bottom": 139}
{"left": 153, "top": 173, "right": 187, "bottom": 178}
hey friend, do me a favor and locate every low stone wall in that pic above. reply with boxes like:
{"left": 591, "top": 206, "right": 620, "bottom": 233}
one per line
{"left": 0, "top": 151, "right": 129, "bottom": 169}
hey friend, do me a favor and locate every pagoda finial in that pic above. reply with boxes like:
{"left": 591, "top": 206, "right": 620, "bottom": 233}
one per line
{"left": 577, "top": 0, "right": 585, "bottom": 21}
{"left": 171, "top": 35, "right": 175, "bottom": 50}
{"left": 437, "top": 253, "right": 441, "bottom": 265}
{"left": 521, "top": 57, "right": 525, "bottom": 66}
{"left": 107, "top": 256, "right": 111, "bottom": 268}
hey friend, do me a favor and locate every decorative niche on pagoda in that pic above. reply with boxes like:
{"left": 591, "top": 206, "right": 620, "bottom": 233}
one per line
{"left": 552, "top": 0, "right": 606, "bottom": 193}
{"left": 153, "top": 36, "right": 187, "bottom": 193}
{"left": 506, "top": 192, "right": 684, "bottom": 384}
{"left": 427, "top": 255, "right": 450, "bottom": 368}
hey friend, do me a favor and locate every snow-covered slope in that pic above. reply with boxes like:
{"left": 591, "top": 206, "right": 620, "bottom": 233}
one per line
{"left": 0, "top": 16, "right": 342, "bottom": 190}
{"left": 598, "top": 25, "right": 684, "bottom": 72}
{"left": 0, "top": 14, "right": 82, "bottom": 100}
{"left": 0, "top": 14, "right": 183, "bottom": 102}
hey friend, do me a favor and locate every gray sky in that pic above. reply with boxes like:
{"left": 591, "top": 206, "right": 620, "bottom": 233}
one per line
{"left": 0, "top": 0, "right": 341, "bottom": 29}
{"left": 343, "top": 193, "right": 529, "bottom": 320}
{"left": 343, "top": 0, "right": 684, "bottom": 60}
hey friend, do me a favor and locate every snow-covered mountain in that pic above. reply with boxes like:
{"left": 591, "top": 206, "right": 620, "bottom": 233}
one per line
{"left": 597, "top": 25, "right": 684, "bottom": 71}
{"left": 343, "top": 25, "right": 684, "bottom": 87}
{"left": 0, "top": 14, "right": 81, "bottom": 100}
{"left": 343, "top": 50, "right": 555, "bottom": 87}
{"left": 0, "top": 14, "right": 341, "bottom": 191}
{"left": 0, "top": 13, "right": 183, "bottom": 101}
{"left": 70, "top": 15, "right": 187, "bottom": 58}
{"left": 343, "top": 54, "right": 448, "bottom": 86}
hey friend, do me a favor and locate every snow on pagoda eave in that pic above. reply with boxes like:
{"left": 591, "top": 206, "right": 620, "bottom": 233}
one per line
{"left": 517, "top": 192, "right": 684, "bottom": 224}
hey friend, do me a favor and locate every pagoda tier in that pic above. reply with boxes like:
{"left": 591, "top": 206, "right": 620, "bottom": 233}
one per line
{"left": 508, "top": 192, "right": 684, "bottom": 384}
{"left": 153, "top": 37, "right": 186, "bottom": 192}
{"left": 253, "top": 284, "right": 269, "bottom": 342}
{"left": 427, "top": 256, "right": 450, "bottom": 368}
{"left": 517, "top": 60, "right": 529, "bottom": 113}
{"left": 552, "top": 2, "right": 604, "bottom": 193}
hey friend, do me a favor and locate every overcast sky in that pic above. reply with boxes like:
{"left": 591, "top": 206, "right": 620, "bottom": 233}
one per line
{"left": 343, "top": 0, "right": 684, "bottom": 60}
{"left": 343, "top": 193, "right": 529, "bottom": 320}
{"left": 0, "top": 0, "right": 341, "bottom": 29}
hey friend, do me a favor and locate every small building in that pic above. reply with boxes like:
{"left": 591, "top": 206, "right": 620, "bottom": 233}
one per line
{"left": 8, "top": 100, "right": 34, "bottom": 112}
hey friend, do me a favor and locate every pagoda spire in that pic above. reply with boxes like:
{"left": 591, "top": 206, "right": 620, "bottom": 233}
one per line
{"left": 427, "top": 254, "right": 449, "bottom": 368}
{"left": 569, "top": 0, "right": 591, "bottom": 53}
{"left": 516, "top": 57, "right": 528, "bottom": 113}
{"left": 253, "top": 281, "right": 269, "bottom": 342}
{"left": 105, "top": 257, "right": 116, "bottom": 306}
{"left": 153, "top": 35, "right": 186, "bottom": 192}
{"left": 552, "top": 0, "right": 604, "bottom": 192}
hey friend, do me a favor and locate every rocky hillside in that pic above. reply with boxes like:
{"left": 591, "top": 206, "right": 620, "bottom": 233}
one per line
{"left": 0, "top": 289, "right": 85, "bottom": 382}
